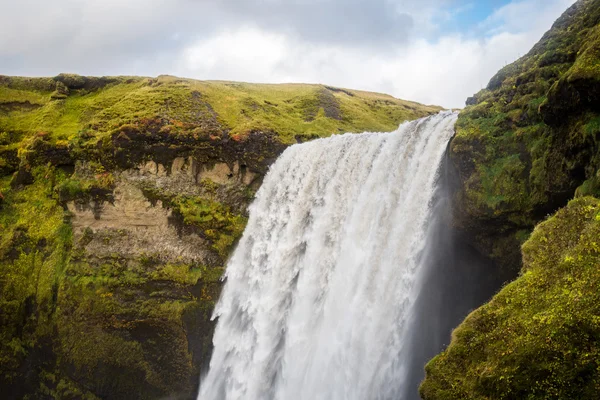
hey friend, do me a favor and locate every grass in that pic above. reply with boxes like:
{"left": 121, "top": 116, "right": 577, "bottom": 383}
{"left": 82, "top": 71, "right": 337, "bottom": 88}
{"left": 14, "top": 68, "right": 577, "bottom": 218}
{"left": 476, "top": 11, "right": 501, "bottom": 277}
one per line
{"left": 0, "top": 74, "right": 441, "bottom": 148}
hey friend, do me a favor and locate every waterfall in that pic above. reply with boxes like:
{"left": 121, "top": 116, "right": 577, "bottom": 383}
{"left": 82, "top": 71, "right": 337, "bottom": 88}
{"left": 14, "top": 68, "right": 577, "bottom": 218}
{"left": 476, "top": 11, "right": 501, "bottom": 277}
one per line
{"left": 199, "top": 111, "right": 458, "bottom": 400}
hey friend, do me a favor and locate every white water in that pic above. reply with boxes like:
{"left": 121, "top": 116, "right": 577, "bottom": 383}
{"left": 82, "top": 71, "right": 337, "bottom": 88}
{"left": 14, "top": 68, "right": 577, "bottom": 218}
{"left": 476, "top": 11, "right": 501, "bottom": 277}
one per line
{"left": 199, "top": 111, "right": 458, "bottom": 400}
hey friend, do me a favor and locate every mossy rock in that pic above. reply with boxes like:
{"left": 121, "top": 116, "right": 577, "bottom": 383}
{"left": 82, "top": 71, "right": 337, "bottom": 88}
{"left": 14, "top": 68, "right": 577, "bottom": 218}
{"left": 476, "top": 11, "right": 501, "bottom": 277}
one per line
{"left": 424, "top": 3, "right": 600, "bottom": 396}
{"left": 0, "top": 166, "right": 228, "bottom": 399}
{"left": 450, "top": 0, "right": 600, "bottom": 270}
{"left": 420, "top": 197, "right": 600, "bottom": 399}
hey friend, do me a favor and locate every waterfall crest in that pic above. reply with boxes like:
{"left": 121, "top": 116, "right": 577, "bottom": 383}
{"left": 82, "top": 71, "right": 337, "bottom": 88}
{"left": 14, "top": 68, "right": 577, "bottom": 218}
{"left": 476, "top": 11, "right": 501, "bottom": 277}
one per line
{"left": 199, "top": 111, "right": 458, "bottom": 400}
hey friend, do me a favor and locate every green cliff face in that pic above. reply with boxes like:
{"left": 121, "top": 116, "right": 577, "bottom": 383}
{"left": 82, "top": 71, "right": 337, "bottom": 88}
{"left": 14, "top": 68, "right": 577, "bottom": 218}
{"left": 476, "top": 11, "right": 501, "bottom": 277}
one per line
{"left": 422, "top": 0, "right": 600, "bottom": 397}
{"left": 420, "top": 197, "right": 600, "bottom": 399}
{"left": 450, "top": 0, "right": 600, "bottom": 271}
{"left": 0, "top": 75, "right": 439, "bottom": 399}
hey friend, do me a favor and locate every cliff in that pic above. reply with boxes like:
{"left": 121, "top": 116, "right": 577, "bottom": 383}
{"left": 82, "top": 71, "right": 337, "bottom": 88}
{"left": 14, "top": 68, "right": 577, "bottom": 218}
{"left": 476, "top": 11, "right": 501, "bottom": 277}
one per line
{"left": 449, "top": 0, "right": 600, "bottom": 272}
{"left": 0, "top": 75, "right": 439, "bottom": 399}
{"left": 421, "top": 0, "right": 600, "bottom": 397}
{"left": 421, "top": 196, "right": 600, "bottom": 399}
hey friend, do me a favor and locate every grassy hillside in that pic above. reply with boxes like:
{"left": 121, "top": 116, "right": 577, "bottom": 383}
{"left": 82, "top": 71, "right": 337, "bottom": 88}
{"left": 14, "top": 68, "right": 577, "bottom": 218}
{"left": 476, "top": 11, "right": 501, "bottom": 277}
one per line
{"left": 0, "top": 74, "right": 439, "bottom": 146}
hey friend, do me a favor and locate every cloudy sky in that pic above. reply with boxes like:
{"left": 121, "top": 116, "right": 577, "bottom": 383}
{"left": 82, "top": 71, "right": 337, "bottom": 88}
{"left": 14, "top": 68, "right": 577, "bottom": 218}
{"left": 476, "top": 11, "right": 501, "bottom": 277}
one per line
{"left": 2, "top": 0, "right": 576, "bottom": 108}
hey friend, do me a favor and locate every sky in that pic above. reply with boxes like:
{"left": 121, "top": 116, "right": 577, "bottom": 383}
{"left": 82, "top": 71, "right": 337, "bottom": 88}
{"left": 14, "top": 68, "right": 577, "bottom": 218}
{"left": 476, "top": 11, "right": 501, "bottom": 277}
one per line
{"left": 1, "top": 0, "right": 577, "bottom": 108}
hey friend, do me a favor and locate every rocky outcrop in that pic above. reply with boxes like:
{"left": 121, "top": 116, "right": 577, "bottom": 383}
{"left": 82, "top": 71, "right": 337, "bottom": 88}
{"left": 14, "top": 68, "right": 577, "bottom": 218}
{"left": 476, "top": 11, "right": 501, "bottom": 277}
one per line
{"left": 0, "top": 138, "right": 259, "bottom": 399}
{"left": 421, "top": 197, "right": 600, "bottom": 399}
{"left": 422, "top": 1, "right": 600, "bottom": 398}
{"left": 449, "top": 0, "right": 600, "bottom": 272}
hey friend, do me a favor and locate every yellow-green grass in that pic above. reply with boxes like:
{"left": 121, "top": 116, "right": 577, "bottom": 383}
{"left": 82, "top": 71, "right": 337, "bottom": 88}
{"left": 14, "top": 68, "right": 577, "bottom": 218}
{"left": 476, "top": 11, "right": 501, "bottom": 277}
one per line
{"left": 0, "top": 74, "right": 441, "bottom": 148}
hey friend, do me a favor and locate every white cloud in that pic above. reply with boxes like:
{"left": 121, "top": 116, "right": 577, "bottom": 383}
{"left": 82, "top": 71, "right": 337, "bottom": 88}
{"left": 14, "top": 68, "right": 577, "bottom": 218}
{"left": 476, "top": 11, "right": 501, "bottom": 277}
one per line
{"left": 0, "top": 0, "right": 79, "bottom": 56}
{"left": 174, "top": 0, "right": 577, "bottom": 109}
{"left": 181, "top": 27, "right": 291, "bottom": 82}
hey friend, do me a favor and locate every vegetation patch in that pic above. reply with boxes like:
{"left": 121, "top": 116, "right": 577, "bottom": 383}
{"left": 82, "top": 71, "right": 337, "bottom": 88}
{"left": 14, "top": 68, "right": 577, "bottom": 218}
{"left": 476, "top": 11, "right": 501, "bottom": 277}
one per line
{"left": 0, "top": 74, "right": 440, "bottom": 150}
{"left": 174, "top": 196, "right": 247, "bottom": 259}
{"left": 0, "top": 66, "right": 443, "bottom": 399}
{"left": 421, "top": 197, "right": 600, "bottom": 400}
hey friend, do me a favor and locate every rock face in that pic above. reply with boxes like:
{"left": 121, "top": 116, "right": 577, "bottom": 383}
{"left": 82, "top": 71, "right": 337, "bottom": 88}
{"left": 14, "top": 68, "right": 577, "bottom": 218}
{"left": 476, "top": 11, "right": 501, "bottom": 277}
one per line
{"left": 0, "top": 76, "right": 439, "bottom": 399}
{"left": 0, "top": 142, "right": 261, "bottom": 400}
{"left": 449, "top": 0, "right": 600, "bottom": 272}
{"left": 422, "top": 0, "right": 600, "bottom": 398}
{"left": 421, "top": 197, "right": 600, "bottom": 399}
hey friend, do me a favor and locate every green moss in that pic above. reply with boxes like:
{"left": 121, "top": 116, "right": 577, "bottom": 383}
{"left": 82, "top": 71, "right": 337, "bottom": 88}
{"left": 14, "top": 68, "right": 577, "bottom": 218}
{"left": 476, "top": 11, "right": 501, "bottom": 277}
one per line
{"left": 514, "top": 229, "right": 532, "bottom": 244}
{"left": 565, "top": 25, "right": 600, "bottom": 82}
{"left": 55, "top": 163, "right": 114, "bottom": 202}
{"left": 55, "top": 250, "right": 213, "bottom": 398}
{"left": 451, "top": 0, "right": 600, "bottom": 269}
{"left": 174, "top": 195, "right": 247, "bottom": 258}
{"left": 584, "top": 115, "right": 600, "bottom": 137}
{"left": 477, "top": 154, "right": 527, "bottom": 212}
{"left": 575, "top": 173, "right": 600, "bottom": 198}
{"left": 0, "top": 166, "right": 72, "bottom": 394}
{"left": 421, "top": 197, "right": 600, "bottom": 399}
{"left": 149, "top": 263, "right": 203, "bottom": 285}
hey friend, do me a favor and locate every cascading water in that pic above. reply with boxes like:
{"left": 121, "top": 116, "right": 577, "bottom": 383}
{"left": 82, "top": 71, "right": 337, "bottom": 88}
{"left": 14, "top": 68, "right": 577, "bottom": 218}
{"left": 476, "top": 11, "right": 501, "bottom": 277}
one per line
{"left": 199, "top": 111, "right": 459, "bottom": 400}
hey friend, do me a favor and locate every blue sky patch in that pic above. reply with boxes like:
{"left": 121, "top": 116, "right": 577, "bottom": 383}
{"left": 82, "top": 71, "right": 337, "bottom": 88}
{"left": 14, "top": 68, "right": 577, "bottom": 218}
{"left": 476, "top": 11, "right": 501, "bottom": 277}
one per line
{"left": 440, "top": 0, "right": 514, "bottom": 34}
